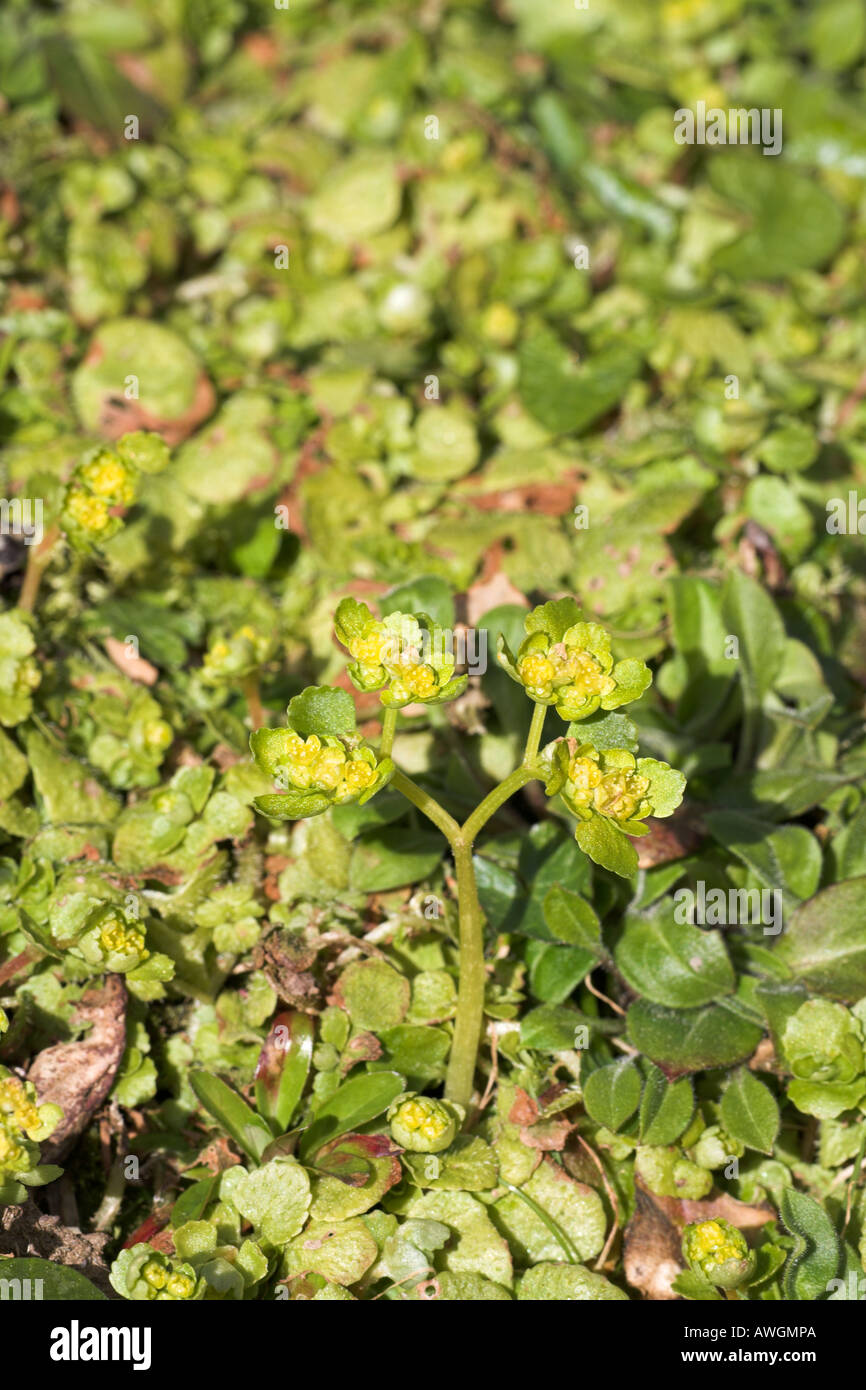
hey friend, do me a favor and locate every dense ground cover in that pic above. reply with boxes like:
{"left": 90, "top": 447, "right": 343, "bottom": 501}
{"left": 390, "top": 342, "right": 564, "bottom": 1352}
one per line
{"left": 1, "top": 0, "right": 866, "bottom": 1302}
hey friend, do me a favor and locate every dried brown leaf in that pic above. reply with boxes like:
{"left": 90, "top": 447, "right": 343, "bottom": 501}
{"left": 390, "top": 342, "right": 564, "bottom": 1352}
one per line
{"left": 27, "top": 974, "right": 127, "bottom": 1161}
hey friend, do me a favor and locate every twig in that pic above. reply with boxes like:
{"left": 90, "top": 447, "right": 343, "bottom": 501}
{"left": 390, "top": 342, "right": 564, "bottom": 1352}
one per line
{"left": 477, "top": 1026, "right": 499, "bottom": 1113}
{"left": 574, "top": 1133, "right": 621, "bottom": 1271}
{"left": 583, "top": 972, "right": 625, "bottom": 1016}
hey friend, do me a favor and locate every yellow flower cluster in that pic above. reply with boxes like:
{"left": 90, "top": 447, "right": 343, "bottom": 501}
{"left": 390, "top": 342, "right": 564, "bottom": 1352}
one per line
{"left": 0, "top": 1074, "right": 41, "bottom": 1135}
{"left": 65, "top": 488, "right": 111, "bottom": 533}
{"left": 0, "top": 1127, "right": 26, "bottom": 1171}
{"left": 348, "top": 623, "right": 439, "bottom": 701}
{"left": 566, "top": 754, "right": 650, "bottom": 823}
{"left": 0, "top": 1072, "right": 61, "bottom": 1183}
{"left": 273, "top": 732, "right": 376, "bottom": 798}
{"left": 79, "top": 451, "right": 136, "bottom": 506}
{"left": 61, "top": 436, "right": 168, "bottom": 547}
{"left": 389, "top": 662, "right": 438, "bottom": 702}
{"left": 394, "top": 1097, "right": 450, "bottom": 1145}
{"left": 517, "top": 645, "right": 615, "bottom": 705}
{"left": 99, "top": 914, "right": 149, "bottom": 961}
{"left": 142, "top": 1261, "right": 197, "bottom": 1300}
{"left": 351, "top": 629, "right": 389, "bottom": 667}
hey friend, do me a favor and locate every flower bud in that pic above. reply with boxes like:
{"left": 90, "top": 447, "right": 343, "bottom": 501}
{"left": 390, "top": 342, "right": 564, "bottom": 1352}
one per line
{"left": 388, "top": 1093, "right": 463, "bottom": 1153}
{"left": 116, "top": 430, "right": 171, "bottom": 475}
{"left": 682, "top": 1219, "right": 756, "bottom": 1290}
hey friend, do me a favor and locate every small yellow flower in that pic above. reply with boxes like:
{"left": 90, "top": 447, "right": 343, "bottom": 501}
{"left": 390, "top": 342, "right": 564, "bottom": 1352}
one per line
{"left": 143, "top": 1260, "right": 168, "bottom": 1291}
{"left": 342, "top": 758, "right": 375, "bottom": 793}
{"left": 0, "top": 1124, "right": 26, "bottom": 1169}
{"left": 207, "top": 641, "right": 230, "bottom": 666}
{"left": 562, "top": 649, "right": 615, "bottom": 701}
{"left": 314, "top": 746, "right": 348, "bottom": 790}
{"left": 567, "top": 755, "right": 604, "bottom": 806}
{"left": 66, "top": 489, "right": 110, "bottom": 533}
{"left": 351, "top": 630, "right": 388, "bottom": 666}
{"left": 80, "top": 452, "right": 135, "bottom": 505}
{"left": 165, "top": 1272, "right": 196, "bottom": 1300}
{"left": 481, "top": 301, "right": 519, "bottom": 346}
{"left": 403, "top": 664, "right": 437, "bottom": 698}
{"left": 593, "top": 769, "right": 650, "bottom": 822}
{"left": 0, "top": 1076, "right": 40, "bottom": 1133}
{"left": 682, "top": 1218, "right": 755, "bottom": 1289}
{"left": 98, "top": 916, "right": 148, "bottom": 960}
{"left": 293, "top": 734, "right": 322, "bottom": 764}
{"left": 388, "top": 1092, "right": 462, "bottom": 1152}
{"left": 398, "top": 1099, "right": 448, "bottom": 1143}
{"left": 518, "top": 652, "right": 557, "bottom": 694}
{"left": 144, "top": 720, "right": 172, "bottom": 750}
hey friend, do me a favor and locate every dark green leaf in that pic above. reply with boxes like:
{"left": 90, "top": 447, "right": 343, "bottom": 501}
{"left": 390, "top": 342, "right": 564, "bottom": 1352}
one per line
{"left": 0, "top": 1257, "right": 106, "bottom": 1300}
{"left": 638, "top": 1065, "right": 694, "bottom": 1145}
{"left": 720, "top": 1068, "right": 780, "bottom": 1155}
{"left": 780, "top": 1189, "right": 841, "bottom": 1300}
{"left": 583, "top": 1058, "right": 641, "bottom": 1131}
{"left": 773, "top": 878, "right": 866, "bottom": 1000}
{"left": 189, "top": 1071, "right": 273, "bottom": 1163}
{"left": 614, "top": 908, "right": 735, "bottom": 1007}
{"left": 626, "top": 1001, "right": 763, "bottom": 1075}
{"left": 299, "top": 1071, "right": 405, "bottom": 1161}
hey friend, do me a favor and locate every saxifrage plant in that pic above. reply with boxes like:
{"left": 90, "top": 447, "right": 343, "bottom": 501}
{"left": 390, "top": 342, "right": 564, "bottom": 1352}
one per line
{"left": 249, "top": 595, "right": 685, "bottom": 1107}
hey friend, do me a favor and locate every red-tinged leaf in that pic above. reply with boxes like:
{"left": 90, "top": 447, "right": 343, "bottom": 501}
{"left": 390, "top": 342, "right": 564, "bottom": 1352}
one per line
{"left": 255, "top": 1011, "right": 314, "bottom": 1133}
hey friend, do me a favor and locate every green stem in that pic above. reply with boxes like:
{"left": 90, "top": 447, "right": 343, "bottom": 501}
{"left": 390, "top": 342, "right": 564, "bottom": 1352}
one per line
{"left": 389, "top": 701, "right": 549, "bottom": 1110}
{"left": 18, "top": 523, "right": 60, "bottom": 615}
{"left": 380, "top": 706, "right": 397, "bottom": 758}
{"left": 444, "top": 836, "right": 486, "bottom": 1108}
{"left": 242, "top": 673, "right": 265, "bottom": 730}
{"left": 460, "top": 765, "right": 537, "bottom": 844}
{"left": 523, "top": 699, "right": 548, "bottom": 766}
{"left": 390, "top": 769, "right": 461, "bottom": 842}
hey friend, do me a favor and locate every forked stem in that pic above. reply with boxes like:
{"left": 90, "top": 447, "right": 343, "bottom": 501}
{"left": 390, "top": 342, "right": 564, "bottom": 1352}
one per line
{"left": 385, "top": 701, "right": 549, "bottom": 1109}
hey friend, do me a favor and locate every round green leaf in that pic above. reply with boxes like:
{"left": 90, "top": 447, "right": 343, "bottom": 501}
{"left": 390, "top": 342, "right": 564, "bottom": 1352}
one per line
{"left": 335, "top": 958, "right": 410, "bottom": 1030}
{"left": 286, "top": 685, "right": 357, "bottom": 738}
{"left": 627, "top": 1001, "right": 763, "bottom": 1075}
{"left": 774, "top": 878, "right": 866, "bottom": 1000}
{"left": 614, "top": 908, "right": 735, "bottom": 1008}
{"left": 232, "top": 1158, "right": 312, "bottom": 1245}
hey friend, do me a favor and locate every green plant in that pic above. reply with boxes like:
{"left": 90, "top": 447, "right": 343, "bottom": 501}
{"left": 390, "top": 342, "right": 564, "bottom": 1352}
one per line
{"left": 3, "top": 0, "right": 866, "bottom": 1314}
{"left": 249, "top": 596, "right": 685, "bottom": 1108}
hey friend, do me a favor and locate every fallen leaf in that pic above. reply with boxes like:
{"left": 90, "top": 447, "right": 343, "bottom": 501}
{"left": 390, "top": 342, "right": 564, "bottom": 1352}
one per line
{"left": 104, "top": 636, "right": 159, "bottom": 686}
{"left": 27, "top": 975, "right": 127, "bottom": 1161}
{"left": 635, "top": 805, "right": 703, "bottom": 868}
{"left": 93, "top": 371, "right": 215, "bottom": 445}
{"left": 0, "top": 1200, "right": 112, "bottom": 1296}
{"left": 623, "top": 1185, "right": 683, "bottom": 1300}
{"left": 464, "top": 562, "right": 530, "bottom": 627}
